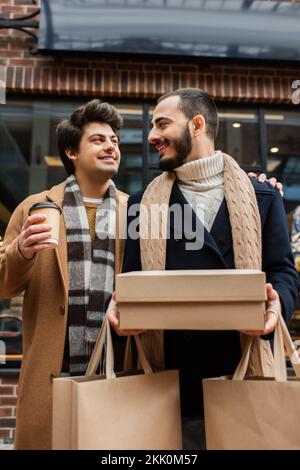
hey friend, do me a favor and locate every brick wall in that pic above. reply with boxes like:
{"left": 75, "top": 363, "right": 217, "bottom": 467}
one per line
{"left": 0, "top": 0, "right": 299, "bottom": 103}
{"left": 0, "top": 374, "right": 18, "bottom": 442}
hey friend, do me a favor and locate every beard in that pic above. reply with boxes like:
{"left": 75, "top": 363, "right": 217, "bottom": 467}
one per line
{"left": 159, "top": 124, "right": 192, "bottom": 171}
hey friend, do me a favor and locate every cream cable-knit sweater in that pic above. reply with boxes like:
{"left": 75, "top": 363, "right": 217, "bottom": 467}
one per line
{"left": 175, "top": 150, "right": 224, "bottom": 231}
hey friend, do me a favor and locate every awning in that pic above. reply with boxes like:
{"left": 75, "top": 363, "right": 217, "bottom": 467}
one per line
{"left": 38, "top": 0, "right": 300, "bottom": 61}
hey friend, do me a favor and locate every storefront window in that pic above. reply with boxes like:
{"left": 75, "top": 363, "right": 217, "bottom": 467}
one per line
{"left": 0, "top": 100, "right": 145, "bottom": 214}
{"left": 216, "top": 108, "right": 261, "bottom": 169}
{"left": 1, "top": 98, "right": 300, "bottom": 235}
{"left": 265, "top": 111, "right": 300, "bottom": 206}
{"left": 0, "top": 103, "right": 31, "bottom": 214}
{"left": 114, "top": 104, "right": 144, "bottom": 194}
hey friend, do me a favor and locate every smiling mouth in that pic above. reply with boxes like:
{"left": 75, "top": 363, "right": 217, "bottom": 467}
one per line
{"left": 156, "top": 141, "right": 169, "bottom": 157}
{"left": 97, "top": 155, "right": 116, "bottom": 162}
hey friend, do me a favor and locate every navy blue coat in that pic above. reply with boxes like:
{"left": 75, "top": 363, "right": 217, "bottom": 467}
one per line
{"left": 122, "top": 180, "right": 299, "bottom": 417}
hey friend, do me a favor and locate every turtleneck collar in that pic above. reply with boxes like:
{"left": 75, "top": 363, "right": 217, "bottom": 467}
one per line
{"left": 174, "top": 150, "right": 224, "bottom": 182}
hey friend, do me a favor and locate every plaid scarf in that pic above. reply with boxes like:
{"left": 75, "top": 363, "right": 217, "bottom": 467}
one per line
{"left": 63, "top": 175, "right": 116, "bottom": 374}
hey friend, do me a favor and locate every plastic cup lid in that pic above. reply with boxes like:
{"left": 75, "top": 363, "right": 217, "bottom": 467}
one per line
{"left": 28, "top": 202, "right": 62, "bottom": 215}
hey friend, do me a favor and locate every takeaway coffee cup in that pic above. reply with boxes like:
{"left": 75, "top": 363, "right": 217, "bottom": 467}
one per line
{"left": 28, "top": 202, "right": 62, "bottom": 246}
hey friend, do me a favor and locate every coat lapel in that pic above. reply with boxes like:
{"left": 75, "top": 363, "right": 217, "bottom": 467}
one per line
{"left": 115, "top": 190, "right": 128, "bottom": 275}
{"left": 210, "top": 198, "right": 233, "bottom": 259}
{"left": 46, "top": 181, "right": 68, "bottom": 296}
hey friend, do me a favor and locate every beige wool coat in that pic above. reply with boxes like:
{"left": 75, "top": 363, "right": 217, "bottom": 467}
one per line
{"left": 0, "top": 181, "right": 128, "bottom": 450}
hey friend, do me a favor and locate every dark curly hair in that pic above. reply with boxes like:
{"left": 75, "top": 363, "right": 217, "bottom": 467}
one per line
{"left": 56, "top": 99, "right": 123, "bottom": 175}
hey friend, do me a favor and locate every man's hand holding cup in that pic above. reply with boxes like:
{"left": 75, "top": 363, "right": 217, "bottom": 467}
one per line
{"left": 19, "top": 202, "right": 62, "bottom": 260}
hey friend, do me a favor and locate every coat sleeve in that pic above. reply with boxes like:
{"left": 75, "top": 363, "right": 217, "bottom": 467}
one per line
{"left": 262, "top": 189, "right": 299, "bottom": 322}
{"left": 0, "top": 201, "right": 36, "bottom": 298}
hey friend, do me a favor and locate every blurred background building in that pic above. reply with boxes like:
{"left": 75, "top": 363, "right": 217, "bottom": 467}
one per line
{"left": 0, "top": 0, "right": 300, "bottom": 443}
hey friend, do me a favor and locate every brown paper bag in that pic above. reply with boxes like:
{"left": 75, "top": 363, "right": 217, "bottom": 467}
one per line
{"left": 203, "top": 314, "right": 300, "bottom": 450}
{"left": 52, "top": 316, "right": 182, "bottom": 450}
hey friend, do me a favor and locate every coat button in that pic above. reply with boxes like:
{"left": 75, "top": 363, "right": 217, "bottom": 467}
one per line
{"left": 59, "top": 306, "right": 65, "bottom": 315}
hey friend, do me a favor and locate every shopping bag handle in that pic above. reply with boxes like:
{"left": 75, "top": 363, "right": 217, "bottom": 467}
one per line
{"left": 233, "top": 312, "right": 300, "bottom": 381}
{"left": 124, "top": 335, "right": 153, "bottom": 375}
{"left": 85, "top": 316, "right": 116, "bottom": 379}
{"left": 85, "top": 316, "right": 153, "bottom": 378}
